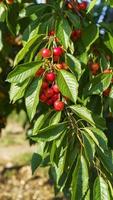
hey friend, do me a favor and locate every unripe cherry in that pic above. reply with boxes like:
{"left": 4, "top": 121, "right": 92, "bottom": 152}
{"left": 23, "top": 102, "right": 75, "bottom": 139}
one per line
{"left": 103, "top": 69, "right": 112, "bottom": 74}
{"left": 41, "top": 48, "right": 51, "bottom": 58}
{"left": 53, "top": 47, "right": 63, "bottom": 57}
{"left": 45, "top": 72, "right": 56, "bottom": 82}
{"left": 54, "top": 101, "right": 64, "bottom": 111}
{"left": 6, "top": 0, "right": 14, "bottom": 4}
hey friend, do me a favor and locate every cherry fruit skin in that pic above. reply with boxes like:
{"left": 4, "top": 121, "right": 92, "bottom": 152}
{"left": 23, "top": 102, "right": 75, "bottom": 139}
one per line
{"left": 40, "top": 93, "right": 47, "bottom": 102}
{"left": 52, "top": 94, "right": 59, "bottom": 102}
{"left": 41, "top": 81, "right": 48, "bottom": 89}
{"left": 103, "top": 88, "right": 111, "bottom": 96}
{"left": 46, "top": 88, "right": 54, "bottom": 98}
{"left": 6, "top": 0, "right": 14, "bottom": 4}
{"left": 42, "top": 48, "right": 51, "bottom": 58}
{"left": 90, "top": 63, "right": 100, "bottom": 72}
{"left": 46, "top": 99, "right": 53, "bottom": 105}
{"left": 52, "top": 85, "right": 59, "bottom": 93}
{"left": 48, "top": 30, "right": 55, "bottom": 36}
{"left": 45, "top": 72, "right": 56, "bottom": 82}
{"left": 78, "top": 1, "right": 87, "bottom": 10}
{"left": 71, "top": 30, "right": 81, "bottom": 41}
{"left": 53, "top": 47, "right": 63, "bottom": 57}
{"left": 54, "top": 101, "right": 64, "bottom": 111}
{"left": 35, "top": 68, "right": 45, "bottom": 77}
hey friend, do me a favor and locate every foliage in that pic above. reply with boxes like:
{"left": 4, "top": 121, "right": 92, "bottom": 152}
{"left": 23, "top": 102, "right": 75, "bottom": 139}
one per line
{"left": 5, "top": 0, "right": 113, "bottom": 199}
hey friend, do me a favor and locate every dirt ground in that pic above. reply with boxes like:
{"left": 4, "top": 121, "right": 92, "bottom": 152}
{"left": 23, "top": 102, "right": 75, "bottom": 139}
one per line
{"left": 0, "top": 120, "right": 65, "bottom": 200}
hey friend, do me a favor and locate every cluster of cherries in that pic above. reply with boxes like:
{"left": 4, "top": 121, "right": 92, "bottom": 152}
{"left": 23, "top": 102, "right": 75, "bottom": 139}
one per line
{"left": 66, "top": 0, "right": 87, "bottom": 11}
{"left": 0, "top": 0, "right": 13, "bottom": 4}
{"left": 35, "top": 45, "right": 66, "bottom": 111}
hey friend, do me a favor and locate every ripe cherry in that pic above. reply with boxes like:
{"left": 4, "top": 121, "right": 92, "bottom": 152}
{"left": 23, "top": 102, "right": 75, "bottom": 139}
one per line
{"left": 41, "top": 48, "right": 51, "bottom": 58}
{"left": 71, "top": 30, "right": 81, "bottom": 41}
{"left": 45, "top": 88, "right": 54, "bottom": 98}
{"left": 53, "top": 47, "right": 63, "bottom": 57}
{"left": 41, "top": 81, "right": 48, "bottom": 89}
{"left": 52, "top": 94, "right": 59, "bottom": 102}
{"left": 45, "top": 72, "right": 56, "bottom": 82}
{"left": 54, "top": 101, "right": 64, "bottom": 111}
{"left": 6, "top": 0, "right": 14, "bottom": 4}
{"left": 48, "top": 30, "right": 55, "bottom": 36}
{"left": 90, "top": 63, "right": 100, "bottom": 72}
{"left": 52, "top": 85, "right": 59, "bottom": 93}
{"left": 46, "top": 99, "right": 53, "bottom": 105}
{"left": 103, "top": 69, "right": 112, "bottom": 74}
{"left": 78, "top": 1, "right": 87, "bottom": 10}
{"left": 40, "top": 93, "right": 47, "bottom": 102}
{"left": 53, "top": 56, "right": 60, "bottom": 62}
{"left": 35, "top": 68, "right": 45, "bottom": 77}
{"left": 103, "top": 88, "right": 111, "bottom": 96}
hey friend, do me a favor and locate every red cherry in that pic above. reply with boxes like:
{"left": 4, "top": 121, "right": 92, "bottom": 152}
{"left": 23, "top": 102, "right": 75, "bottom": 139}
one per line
{"left": 41, "top": 48, "right": 51, "bottom": 58}
{"left": 41, "top": 81, "right": 48, "bottom": 89}
{"left": 52, "top": 94, "right": 59, "bottom": 102}
{"left": 6, "top": 0, "right": 14, "bottom": 4}
{"left": 45, "top": 72, "right": 56, "bottom": 82}
{"left": 78, "top": 2, "right": 87, "bottom": 10}
{"left": 53, "top": 56, "right": 60, "bottom": 62}
{"left": 35, "top": 68, "right": 45, "bottom": 77}
{"left": 52, "top": 85, "right": 59, "bottom": 93}
{"left": 71, "top": 30, "right": 81, "bottom": 41}
{"left": 53, "top": 47, "right": 63, "bottom": 57}
{"left": 48, "top": 30, "right": 55, "bottom": 36}
{"left": 46, "top": 99, "right": 53, "bottom": 105}
{"left": 54, "top": 101, "right": 64, "bottom": 111}
{"left": 103, "top": 69, "right": 112, "bottom": 74}
{"left": 40, "top": 93, "right": 47, "bottom": 102}
{"left": 90, "top": 63, "right": 100, "bottom": 72}
{"left": 103, "top": 88, "right": 111, "bottom": 96}
{"left": 45, "top": 88, "right": 54, "bottom": 98}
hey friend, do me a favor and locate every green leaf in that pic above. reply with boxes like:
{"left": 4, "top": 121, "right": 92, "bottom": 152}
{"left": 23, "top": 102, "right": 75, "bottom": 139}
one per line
{"left": 49, "top": 111, "right": 61, "bottom": 125}
{"left": 57, "top": 70, "right": 78, "bottom": 104}
{"left": 31, "top": 153, "right": 42, "bottom": 175}
{"left": 82, "top": 133, "right": 95, "bottom": 163}
{"left": 70, "top": 105, "right": 106, "bottom": 130}
{"left": 93, "top": 176, "right": 110, "bottom": 200}
{"left": 84, "top": 73, "right": 112, "bottom": 96}
{"left": 56, "top": 18, "right": 72, "bottom": 49}
{"left": 7, "top": 61, "right": 43, "bottom": 84}
{"left": 109, "top": 86, "right": 113, "bottom": 113}
{"left": 14, "top": 34, "right": 44, "bottom": 66}
{"left": 0, "top": 4, "right": 6, "bottom": 22}
{"left": 98, "top": 150, "right": 113, "bottom": 175}
{"left": 89, "top": 127, "right": 108, "bottom": 150}
{"left": 87, "top": 0, "right": 97, "bottom": 13}
{"left": 66, "top": 53, "right": 81, "bottom": 79}
{"left": 71, "top": 155, "right": 89, "bottom": 200}
{"left": 25, "top": 77, "right": 42, "bottom": 121}
{"left": 81, "top": 24, "right": 99, "bottom": 52}
{"left": 66, "top": 11, "right": 81, "bottom": 29}
{"left": 10, "top": 78, "right": 31, "bottom": 103}
{"left": 30, "top": 122, "right": 67, "bottom": 142}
